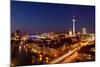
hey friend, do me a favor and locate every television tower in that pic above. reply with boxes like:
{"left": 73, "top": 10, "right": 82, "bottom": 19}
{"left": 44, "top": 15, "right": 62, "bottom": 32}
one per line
{"left": 72, "top": 7, "right": 76, "bottom": 36}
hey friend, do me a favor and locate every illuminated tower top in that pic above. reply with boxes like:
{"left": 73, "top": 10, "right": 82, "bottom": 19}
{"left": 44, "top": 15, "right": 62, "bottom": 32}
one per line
{"left": 72, "top": 16, "right": 75, "bottom": 22}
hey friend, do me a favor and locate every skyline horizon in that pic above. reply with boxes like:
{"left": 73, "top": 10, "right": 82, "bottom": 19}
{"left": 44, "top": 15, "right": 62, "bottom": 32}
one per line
{"left": 11, "top": 28, "right": 94, "bottom": 35}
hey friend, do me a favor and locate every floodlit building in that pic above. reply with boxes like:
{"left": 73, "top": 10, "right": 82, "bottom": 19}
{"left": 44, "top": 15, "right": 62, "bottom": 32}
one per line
{"left": 69, "top": 30, "right": 73, "bottom": 37}
{"left": 82, "top": 27, "right": 87, "bottom": 34}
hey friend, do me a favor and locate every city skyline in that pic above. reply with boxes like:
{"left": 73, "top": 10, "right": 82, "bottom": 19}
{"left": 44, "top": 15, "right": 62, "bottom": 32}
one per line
{"left": 11, "top": 1, "right": 95, "bottom": 34}
{"left": 11, "top": 1, "right": 95, "bottom": 66}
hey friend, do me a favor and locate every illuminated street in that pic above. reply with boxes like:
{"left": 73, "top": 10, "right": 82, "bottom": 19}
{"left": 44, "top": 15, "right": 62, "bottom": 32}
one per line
{"left": 49, "top": 39, "right": 95, "bottom": 64}
{"left": 11, "top": 31, "right": 95, "bottom": 66}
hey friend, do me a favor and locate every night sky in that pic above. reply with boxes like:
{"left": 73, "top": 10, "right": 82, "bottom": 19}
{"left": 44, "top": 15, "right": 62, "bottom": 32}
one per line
{"left": 11, "top": 1, "right": 95, "bottom": 34}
